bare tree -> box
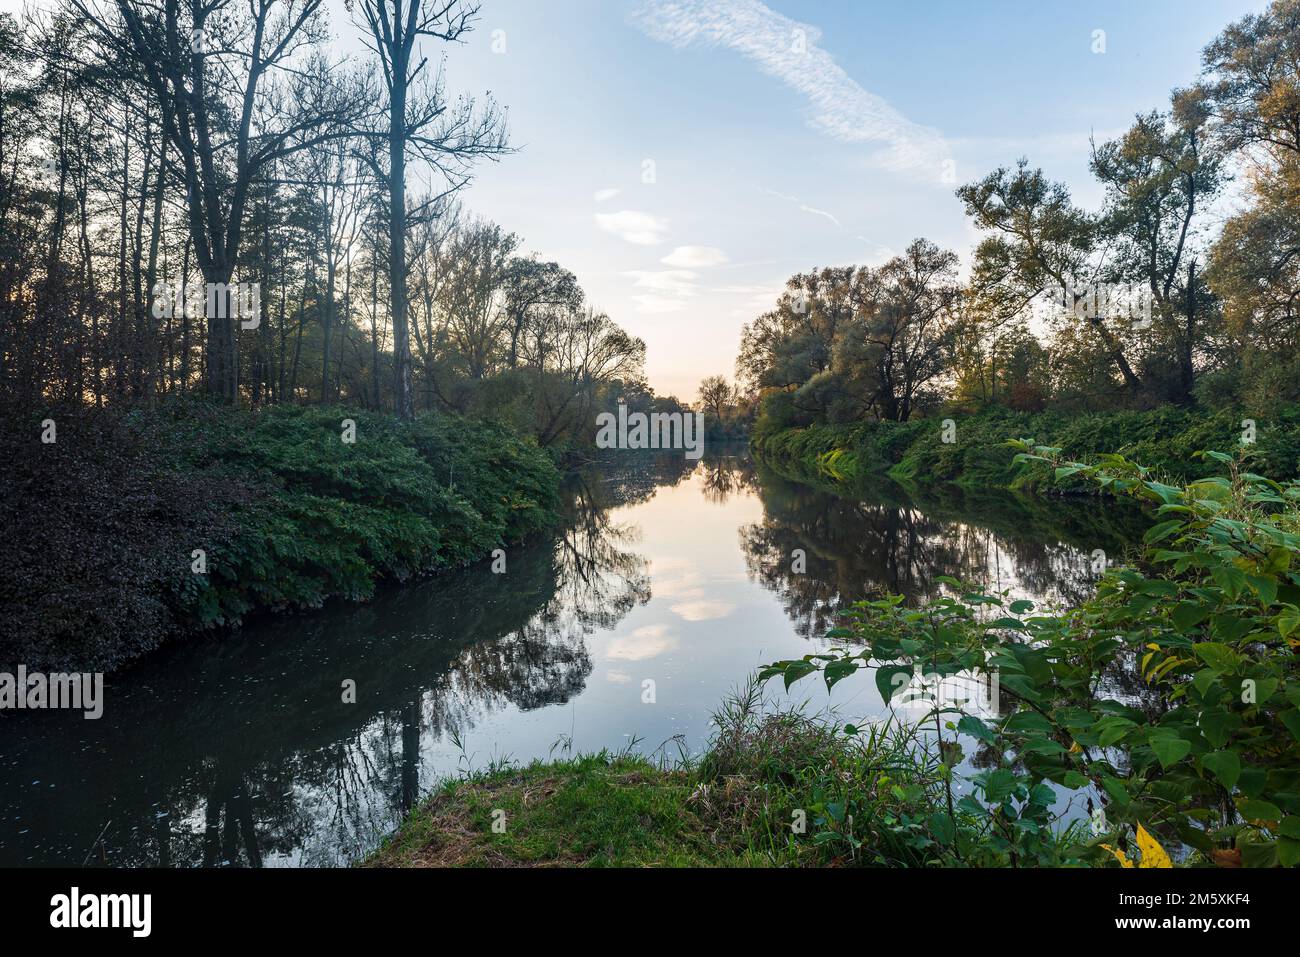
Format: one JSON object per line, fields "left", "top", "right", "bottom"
{"left": 71, "top": 0, "right": 366, "bottom": 400}
{"left": 353, "top": 0, "right": 510, "bottom": 419}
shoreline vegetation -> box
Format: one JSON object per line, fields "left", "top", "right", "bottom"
{"left": 0, "top": 399, "right": 562, "bottom": 674}
{"left": 372, "top": 440, "right": 1300, "bottom": 869}
{"left": 364, "top": 681, "right": 1011, "bottom": 868}
{"left": 748, "top": 404, "right": 1300, "bottom": 496}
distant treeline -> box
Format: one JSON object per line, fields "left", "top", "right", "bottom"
{"left": 736, "top": 1, "right": 1300, "bottom": 442}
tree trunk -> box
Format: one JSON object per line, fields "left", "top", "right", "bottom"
{"left": 389, "top": 80, "right": 414, "bottom": 420}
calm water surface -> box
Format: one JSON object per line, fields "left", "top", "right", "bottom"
{"left": 0, "top": 450, "right": 1148, "bottom": 866}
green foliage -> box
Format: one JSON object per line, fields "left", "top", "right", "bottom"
{"left": 367, "top": 682, "right": 1056, "bottom": 867}
{"left": 752, "top": 403, "right": 1300, "bottom": 492}
{"left": 182, "top": 405, "right": 560, "bottom": 631}
{"left": 1, "top": 399, "right": 561, "bottom": 671}
{"left": 760, "top": 446, "right": 1300, "bottom": 866}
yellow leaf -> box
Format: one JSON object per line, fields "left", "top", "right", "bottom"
{"left": 1135, "top": 824, "right": 1173, "bottom": 868}
{"left": 1069, "top": 740, "right": 1082, "bottom": 754}
{"left": 1141, "top": 651, "right": 1155, "bottom": 678}
{"left": 1100, "top": 844, "right": 1134, "bottom": 868}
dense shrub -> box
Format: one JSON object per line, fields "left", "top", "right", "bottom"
{"left": 752, "top": 403, "right": 1300, "bottom": 492}
{"left": 0, "top": 399, "right": 561, "bottom": 672}
{"left": 764, "top": 448, "right": 1300, "bottom": 867}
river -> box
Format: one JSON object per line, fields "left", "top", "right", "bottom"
{"left": 0, "top": 448, "right": 1150, "bottom": 866}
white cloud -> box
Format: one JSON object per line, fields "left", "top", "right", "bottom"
{"left": 594, "top": 187, "right": 622, "bottom": 202}
{"left": 661, "top": 245, "right": 729, "bottom": 268}
{"left": 760, "top": 187, "right": 844, "bottom": 227}
{"left": 624, "top": 269, "right": 700, "bottom": 296}
{"left": 595, "top": 210, "right": 670, "bottom": 245}
{"left": 669, "top": 599, "right": 736, "bottom": 621}
{"left": 632, "top": 294, "right": 691, "bottom": 314}
{"left": 606, "top": 625, "right": 679, "bottom": 660}
{"left": 631, "top": 0, "right": 951, "bottom": 180}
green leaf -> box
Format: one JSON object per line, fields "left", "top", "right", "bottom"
{"left": 1279, "top": 837, "right": 1300, "bottom": 868}
{"left": 1171, "top": 601, "right": 1210, "bottom": 631}
{"left": 1201, "top": 750, "right": 1241, "bottom": 790}
{"left": 1101, "top": 775, "right": 1131, "bottom": 807}
{"left": 1199, "top": 708, "right": 1232, "bottom": 749}
{"left": 1239, "top": 799, "right": 1282, "bottom": 824}
{"left": 1280, "top": 709, "right": 1300, "bottom": 743}
{"left": 1194, "top": 643, "right": 1241, "bottom": 674}
{"left": 1279, "top": 605, "right": 1300, "bottom": 639}
{"left": 1143, "top": 520, "right": 1183, "bottom": 545}
{"left": 1246, "top": 575, "right": 1278, "bottom": 606}
{"left": 1004, "top": 712, "right": 1053, "bottom": 734}
{"left": 823, "top": 659, "right": 858, "bottom": 690}
{"left": 957, "top": 715, "right": 996, "bottom": 743}
{"left": 1211, "top": 565, "right": 1246, "bottom": 600}
{"left": 875, "top": 664, "right": 912, "bottom": 704}
{"left": 929, "top": 812, "right": 956, "bottom": 846}
{"left": 782, "top": 659, "right": 817, "bottom": 690}
{"left": 981, "top": 768, "right": 1018, "bottom": 804}
{"left": 1149, "top": 733, "right": 1192, "bottom": 770}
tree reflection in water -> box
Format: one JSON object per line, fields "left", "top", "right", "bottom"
{"left": 0, "top": 465, "right": 655, "bottom": 868}
{"left": 0, "top": 450, "right": 1152, "bottom": 867}
{"left": 739, "top": 464, "right": 1150, "bottom": 640}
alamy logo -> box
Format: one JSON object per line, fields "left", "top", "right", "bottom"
{"left": 891, "top": 664, "right": 1000, "bottom": 713}
{"left": 50, "top": 887, "right": 150, "bottom": 937}
{"left": 595, "top": 403, "right": 705, "bottom": 460}
{"left": 151, "top": 281, "right": 260, "bottom": 328}
{"left": 1049, "top": 283, "right": 1152, "bottom": 328}
{"left": 0, "top": 666, "right": 103, "bottom": 719}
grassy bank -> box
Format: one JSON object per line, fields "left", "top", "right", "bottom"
{"left": 365, "top": 685, "right": 1079, "bottom": 868}
{"left": 0, "top": 400, "right": 561, "bottom": 673}
{"left": 751, "top": 403, "right": 1300, "bottom": 493}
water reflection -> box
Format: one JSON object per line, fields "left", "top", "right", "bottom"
{"left": 0, "top": 449, "right": 1150, "bottom": 867}
{"left": 740, "top": 463, "right": 1146, "bottom": 638}
{"left": 1, "top": 469, "right": 653, "bottom": 867}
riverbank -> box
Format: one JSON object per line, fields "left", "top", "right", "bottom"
{"left": 750, "top": 403, "right": 1300, "bottom": 494}
{"left": 0, "top": 400, "right": 562, "bottom": 673}
{"left": 364, "top": 688, "right": 1011, "bottom": 868}
{"left": 368, "top": 449, "right": 1300, "bottom": 871}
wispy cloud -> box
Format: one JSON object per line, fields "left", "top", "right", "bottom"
{"left": 606, "top": 624, "right": 679, "bottom": 660}
{"left": 624, "top": 269, "right": 700, "bottom": 296}
{"left": 661, "top": 245, "right": 729, "bottom": 268}
{"left": 595, "top": 209, "right": 670, "bottom": 245}
{"left": 759, "top": 188, "right": 843, "bottom": 227}
{"left": 594, "top": 187, "right": 622, "bottom": 202}
{"left": 632, "top": 294, "right": 691, "bottom": 314}
{"left": 630, "top": 0, "right": 951, "bottom": 180}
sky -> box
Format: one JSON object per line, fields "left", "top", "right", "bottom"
{"left": 5, "top": 0, "right": 1267, "bottom": 399}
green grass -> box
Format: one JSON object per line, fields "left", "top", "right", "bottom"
{"left": 365, "top": 752, "right": 754, "bottom": 867}
{"left": 364, "top": 681, "right": 1060, "bottom": 868}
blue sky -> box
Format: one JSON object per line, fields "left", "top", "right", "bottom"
{"left": 413, "top": 0, "right": 1262, "bottom": 398}
{"left": 9, "top": 0, "right": 1265, "bottom": 398}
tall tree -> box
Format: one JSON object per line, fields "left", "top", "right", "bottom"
{"left": 353, "top": 0, "right": 509, "bottom": 419}
{"left": 72, "top": 0, "right": 364, "bottom": 400}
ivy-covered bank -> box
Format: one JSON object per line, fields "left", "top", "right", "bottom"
{"left": 750, "top": 404, "right": 1300, "bottom": 494}
{"left": 0, "top": 401, "right": 561, "bottom": 673}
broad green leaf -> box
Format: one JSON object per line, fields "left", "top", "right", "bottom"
{"left": 1149, "top": 733, "right": 1192, "bottom": 769}
{"left": 782, "top": 659, "right": 817, "bottom": 690}
{"left": 957, "top": 714, "right": 996, "bottom": 743}
{"left": 1201, "top": 750, "right": 1241, "bottom": 790}
{"left": 1194, "top": 642, "right": 1240, "bottom": 674}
